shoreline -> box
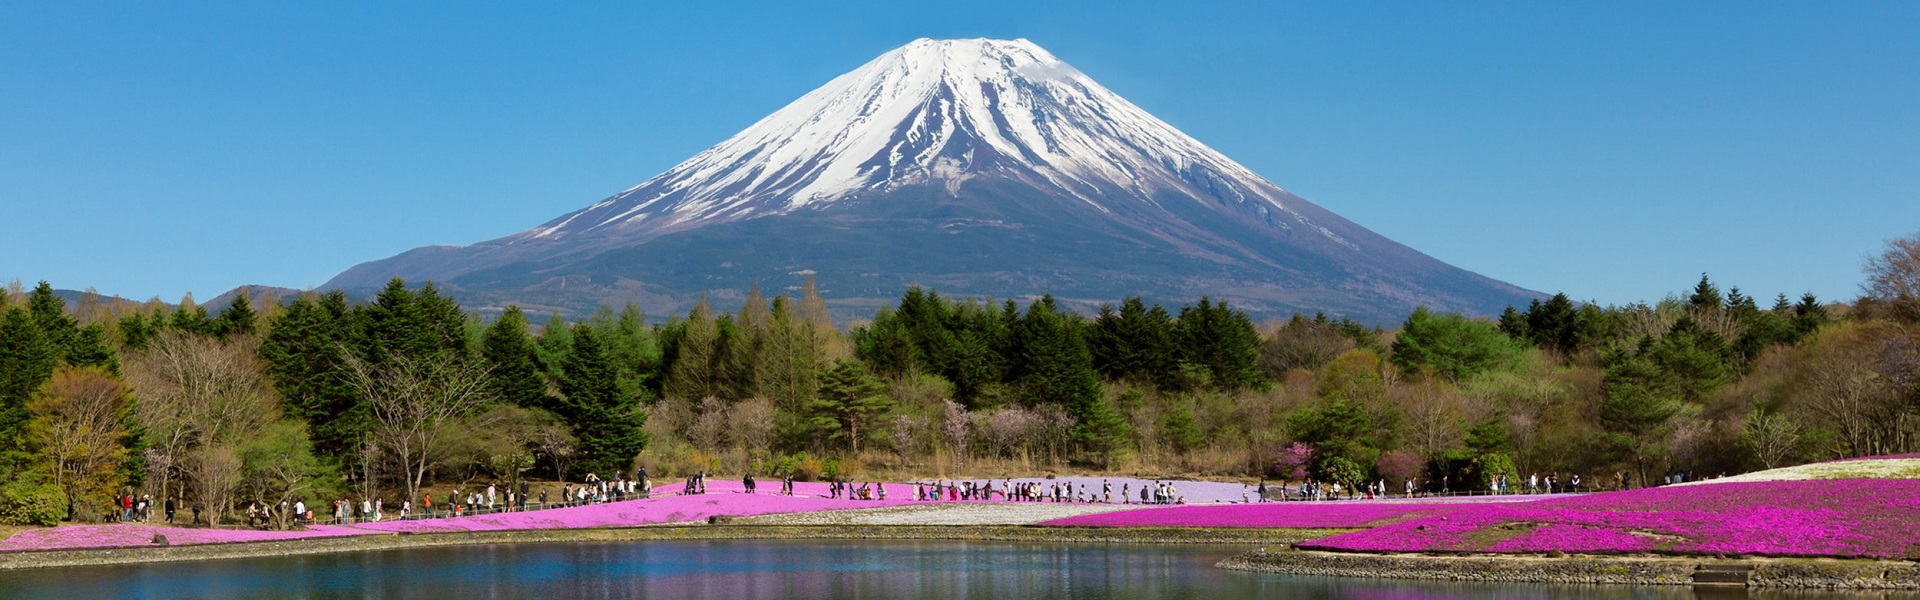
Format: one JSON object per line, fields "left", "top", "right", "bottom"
{"left": 1218, "top": 548, "right": 1920, "bottom": 590}
{"left": 0, "top": 524, "right": 1338, "bottom": 571}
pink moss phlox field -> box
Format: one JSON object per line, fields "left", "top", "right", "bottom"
{"left": 1299, "top": 480, "right": 1920, "bottom": 558}
{"left": 0, "top": 524, "right": 365, "bottom": 552}
{"left": 1040, "top": 503, "right": 1456, "bottom": 528}
{"left": 349, "top": 481, "right": 918, "bottom": 533}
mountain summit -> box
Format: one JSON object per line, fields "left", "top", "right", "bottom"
{"left": 326, "top": 38, "right": 1536, "bottom": 322}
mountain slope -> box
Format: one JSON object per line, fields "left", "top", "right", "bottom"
{"left": 326, "top": 38, "right": 1537, "bottom": 322}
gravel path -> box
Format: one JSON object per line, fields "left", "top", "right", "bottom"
{"left": 738, "top": 502, "right": 1140, "bottom": 525}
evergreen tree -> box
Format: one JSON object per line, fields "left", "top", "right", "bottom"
{"left": 534, "top": 312, "right": 573, "bottom": 383}
{"left": 1688, "top": 274, "right": 1723, "bottom": 312}
{"left": 260, "top": 292, "right": 361, "bottom": 462}
{"left": 761, "top": 295, "right": 824, "bottom": 413}
{"left": 27, "top": 282, "right": 77, "bottom": 352}
{"left": 663, "top": 298, "right": 719, "bottom": 400}
{"left": 1089, "top": 297, "right": 1176, "bottom": 387}
{"left": 0, "top": 307, "right": 59, "bottom": 461}
{"left": 1174, "top": 297, "right": 1263, "bottom": 390}
{"left": 482, "top": 306, "right": 550, "bottom": 411}
{"left": 558, "top": 325, "right": 647, "bottom": 475}
{"left": 1496, "top": 306, "right": 1530, "bottom": 341}
{"left": 1526, "top": 293, "right": 1579, "bottom": 354}
{"left": 602, "top": 303, "right": 661, "bottom": 402}
{"left": 117, "top": 311, "right": 157, "bottom": 352}
{"left": 170, "top": 293, "right": 213, "bottom": 337}
{"left": 214, "top": 292, "right": 258, "bottom": 338}
{"left": 808, "top": 358, "right": 894, "bottom": 454}
{"left": 66, "top": 324, "right": 119, "bottom": 375}
{"left": 1793, "top": 293, "right": 1829, "bottom": 335}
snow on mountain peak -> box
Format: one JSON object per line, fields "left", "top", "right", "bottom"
{"left": 521, "top": 38, "right": 1321, "bottom": 243}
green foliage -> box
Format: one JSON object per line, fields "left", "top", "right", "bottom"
{"left": 1089, "top": 297, "right": 1177, "bottom": 387}
{"left": 214, "top": 292, "right": 258, "bottom": 338}
{"left": 481, "top": 306, "right": 550, "bottom": 411}
{"left": 1173, "top": 297, "right": 1265, "bottom": 390}
{"left": 808, "top": 359, "right": 894, "bottom": 454}
{"left": 1289, "top": 399, "right": 1381, "bottom": 476}
{"left": 0, "top": 481, "right": 66, "bottom": 526}
{"left": 559, "top": 325, "right": 648, "bottom": 475}
{"left": 259, "top": 292, "right": 361, "bottom": 461}
{"left": 1317, "top": 455, "right": 1365, "bottom": 488}
{"left": 0, "top": 307, "right": 60, "bottom": 458}
{"left": 1158, "top": 405, "right": 1205, "bottom": 453}
{"left": 1390, "top": 307, "right": 1526, "bottom": 381}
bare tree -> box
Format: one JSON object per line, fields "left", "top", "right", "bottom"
{"left": 1789, "top": 323, "right": 1920, "bottom": 457}
{"left": 125, "top": 331, "right": 278, "bottom": 506}
{"left": 537, "top": 421, "right": 578, "bottom": 483}
{"left": 979, "top": 407, "right": 1037, "bottom": 459}
{"left": 687, "top": 397, "right": 731, "bottom": 452}
{"left": 733, "top": 397, "right": 777, "bottom": 459}
{"left": 192, "top": 445, "right": 242, "bottom": 526}
{"left": 1864, "top": 232, "right": 1920, "bottom": 321}
{"left": 1742, "top": 408, "right": 1803, "bottom": 469}
{"left": 343, "top": 352, "right": 493, "bottom": 506}
{"left": 888, "top": 412, "right": 929, "bottom": 466}
{"left": 941, "top": 400, "right": 971, "bottom": 469}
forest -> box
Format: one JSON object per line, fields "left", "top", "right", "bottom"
{"left": 0, "top": 232, "right": 1916, "bottom": 527}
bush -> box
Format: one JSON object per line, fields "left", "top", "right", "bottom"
{"left": 0, "top": 482, "right": 68, "bottom": 526}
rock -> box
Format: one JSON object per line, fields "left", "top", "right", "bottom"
{"left": 151, "top": 534, "right": 169, "bottom": 546}
{"left": 708, "top": 515, "right": 735, "bottom": 525}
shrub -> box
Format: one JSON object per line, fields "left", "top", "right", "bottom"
{"left": 0, "top": 482, "right": 68, "bottom": 526}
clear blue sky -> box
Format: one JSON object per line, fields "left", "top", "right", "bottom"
{"left": 4, "top": 2, "right": 1916, "bottom": 308}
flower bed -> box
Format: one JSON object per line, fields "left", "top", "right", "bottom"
{"left": 0, "top": 524, "right": 364, "bottom": 552}
{"left": 1299, "top": 479, "right": 1920, "bottom": 559}
{"left": 1039, "top": 502, "right": 1457, "bottom": 528}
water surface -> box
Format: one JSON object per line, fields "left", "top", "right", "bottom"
{"left": 0, "top": 540, "right": 1908, "bottom": 599}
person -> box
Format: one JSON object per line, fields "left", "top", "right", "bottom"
{"left": 191, "top": 502, "right": 203, "bottom": 525}
{"left": 165, "top": 496, "right": 177, "bottom": 524}
{"left": 121, "top": 493, "right": 133, "bottom": 522}
{"left": 423, "top": 494, "right": 434, "bottom": 518}
{"left": 293, "top": 499, "right": 307, "bottom": 525}
{"left": 744, "top": 473, "right": 756, "bottom": 494}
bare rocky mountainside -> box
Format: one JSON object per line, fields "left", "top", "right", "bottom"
{"left": 324, "top": 38, "right": 1537, "bottom": 322}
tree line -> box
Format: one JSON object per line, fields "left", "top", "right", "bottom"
{"left": 1, "top": 232, "right": 1916, "bottom": 526}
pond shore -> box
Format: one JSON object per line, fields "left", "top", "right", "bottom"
{"left": 0, "top": 524, "right": 1338, "bottom": 571}
{"left": 1219, "top": 548, "right": 1920, "bottom": 590}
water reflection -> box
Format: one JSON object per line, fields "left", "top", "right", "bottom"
{"left": 0, "top": 540, "right": 1909, "bottom": 600}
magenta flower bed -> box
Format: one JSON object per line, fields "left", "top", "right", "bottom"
{"left": 0, "top": 524, "right": 365, "bottom": 552}
{"left": 1041, "top": 503, "right": 1457, "bottom": 528}
{"left": 353, "top": 482, "right": 917, "bottom": 533}
{"left": 1299, "top": 479, "right": 1920, "bottom": 558}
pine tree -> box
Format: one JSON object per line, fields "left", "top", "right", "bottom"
{"left": 1496, "top": 306, "right": 1530, "bottom": 341}
{"left": 559, "top": 325, "right": 648, "bottom": 475}
{"left": 1793, "top": 293, "right": 1829, "bottom": 335}
{"left": 260, "top": 291, "right": 362, "bottom": 462}
{"left": 27, "top": 281, "right": 78, "bottom": 352}
{"left": 0, "top": 307, "right": 59, "bottom": 459}
{"left": 760, "top": 295, "right": 822, "bottom": 413}
{"left": 534, "top": 312, "right": 573, "bottom": 382}
{"left": 808, "top": 358, "right": 893, "bottom": 454}
{"left": 602, "top": 303, "right": 661, "bottom": 402}
{"left": 483, "top": 306, "right": 551, "bottom": 411}
{"left": 170, "top": 293, "right": 213, "bottom": 337}
{"left": 1526, "top": 293, "right": 1579, "bottom": 354}
{"left": 214, "top": 291, "right": 258, "bottom": 338}
{"left": 1688, "top": 274, "right": 1723, "bottom": 312}
{"left": 1174, "top": 297, "right": 1263, "bottom": 390}
{"left": 664, "top": 298, "right": 719, "bottom": 400}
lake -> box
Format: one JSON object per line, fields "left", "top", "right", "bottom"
{"left": 0, "top": 540, "right": 1910, "bottom": 599}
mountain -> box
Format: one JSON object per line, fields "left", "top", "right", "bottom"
{"left": 325, "top": 38, "right": 1538, "bottom": 323}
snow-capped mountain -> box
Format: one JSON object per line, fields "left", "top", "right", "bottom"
{"left": 325, "top": 38, "right": 1537, "bottom": 322}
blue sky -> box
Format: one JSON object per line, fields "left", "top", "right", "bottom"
{"left": 3, "top": 2, "right": 1916, "bottom": 309}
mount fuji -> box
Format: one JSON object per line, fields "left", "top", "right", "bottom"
{"left": 324, "top": 38, "right": 1537, "bottom": 322}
